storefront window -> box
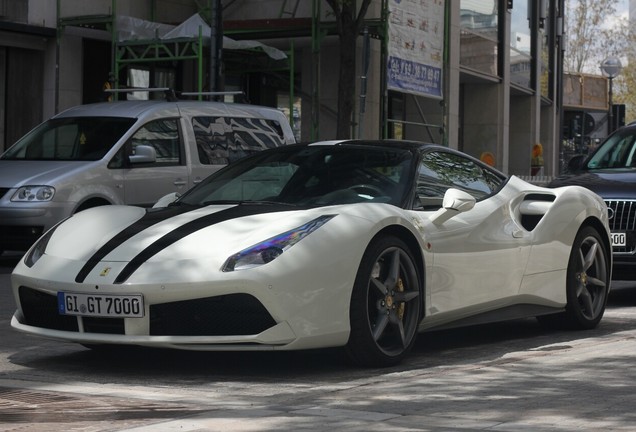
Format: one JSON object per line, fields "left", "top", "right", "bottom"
{"left": 509, "top": 0, "right": 532, "bottom": 88}
{"left": 460, "top": 0, "right": 499, "bottom": 77}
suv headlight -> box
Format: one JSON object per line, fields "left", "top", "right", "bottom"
{"left": 222, "top": 215, "right": 335, "bottom": 272}
{"left": 12, "top": 186, "right": 55, "bottom": 202}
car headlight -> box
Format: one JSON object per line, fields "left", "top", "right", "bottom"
{"left": 24, "top": 224, "right": 60, "bottom": 267}
{"left": 222, "top": 215, "right": 335, "bottom": 272}
{"left": 12, "top": 186, "right": 55, "bottom": 202}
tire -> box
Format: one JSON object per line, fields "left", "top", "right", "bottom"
{"left": 345, "top": 235, "right": 422, "bottom": 367}
{"left": 539, "top": 225, "right": 610, "bottom": 330}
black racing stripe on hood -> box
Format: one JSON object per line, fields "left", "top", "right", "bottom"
{"left": 114, "top": 204, "right": 295, "bottom": 284}
{"left": 75, "top": 205, "right": 198, "bottom": 283}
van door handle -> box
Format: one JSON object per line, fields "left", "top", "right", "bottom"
{"left": 173, "top": 179, "right": 187, "bottom": 187}
{"left": 193, "top": 177, "right": 203, "bottom": 184}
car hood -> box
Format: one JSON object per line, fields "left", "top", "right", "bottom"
{"left": 0, "top": 160, "right": 95, "bottom": 187}
{"left": 549, "top": 169, "right": 636, "bottom": 200}
{"left": 47, "top": 203, "right": 333, "bottom": 261}
{"left": 38, "top": 202, "right": 379, "bottom": 284}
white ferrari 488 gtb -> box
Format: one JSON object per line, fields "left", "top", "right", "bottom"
{"left": 11, "top": 140, "right": 612, "bottom": 367}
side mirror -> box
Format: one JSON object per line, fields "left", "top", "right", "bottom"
{"left": 430, "top": 188, "right": 476, "bottom": 225}
{"left": 129, "top": 144, "right": 156, "bottom": 164}
{"left": 567, "top": 154, "right": 586, "bottom": 172}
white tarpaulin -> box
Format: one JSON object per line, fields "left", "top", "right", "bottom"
{"left": 116, "top": 13, "right": 287, "bottom": 60}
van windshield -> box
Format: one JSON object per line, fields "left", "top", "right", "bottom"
{"left": 1, "top": 117, "right": 136, "bottom": 161}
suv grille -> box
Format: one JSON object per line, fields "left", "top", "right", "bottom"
{"left": 605, "top": 200, "right": 636, "bottom": 254}
{"left": 0, "top": 188, "right": 9, "bottom": 199}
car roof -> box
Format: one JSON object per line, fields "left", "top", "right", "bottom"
{"left": 295, "top": 139, "right": 507, "bottom": 177}
{"left": 53, "top": 100, "right": 286, "bottom": 119}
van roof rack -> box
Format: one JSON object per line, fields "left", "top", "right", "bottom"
{"left": 180, "top": 91, "right": 244, "bottom": 96}
{"left": 180, "top": 91, "right": 247, "bottom": 102}
{"left": 104, "top": 88, "right": 246, "bottom": 103}
{"left": 104, "top": 87, "right": 177, "bottom": 101}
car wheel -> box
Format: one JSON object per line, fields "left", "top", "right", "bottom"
{"left": 540, "top": 225, "right": 610, "bottom": 330}
{"left": 346, "top": 235, "right": 422, "bottom": 367}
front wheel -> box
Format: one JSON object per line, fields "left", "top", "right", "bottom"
{"left": 540, "top": 225, "right": 610, "bottom": 329}
{"left": 345, "top": 235, "right": 422, "bottom": 367}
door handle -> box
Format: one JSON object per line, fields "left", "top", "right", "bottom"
{"left": 173, "top": 179, "right": 187, "bottom": 187}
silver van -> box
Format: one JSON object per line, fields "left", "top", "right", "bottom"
{"left": 0, "top": 100, "right": 295, "bottom": 253}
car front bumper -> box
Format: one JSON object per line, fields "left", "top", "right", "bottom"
{"left": 10, "top": 250, "right": 356, "bottom": 351}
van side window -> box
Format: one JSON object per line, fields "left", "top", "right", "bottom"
{"left": 130, "top": 119, "right": 182, "bottom": 166}
{"left": 193, "top": 116, "right": 286, "bottom": 165}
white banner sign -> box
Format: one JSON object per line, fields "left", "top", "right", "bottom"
{"left": 387, "top": 0, "right": 445, "bottom": 99}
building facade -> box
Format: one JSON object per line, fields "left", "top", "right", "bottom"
{"left": 1, "top": 0, "right": 566, "bottom": 178}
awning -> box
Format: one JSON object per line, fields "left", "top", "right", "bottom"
{"left": 116, "top": 14, "right": 287, "bottom": 61}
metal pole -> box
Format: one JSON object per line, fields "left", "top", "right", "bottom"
{"left": 289, "top": 40, "right": 295, "bottom": 134}
{"left": 210, "top": 0, "right": 223, "bottom": 99}
{"left": 311, "top": 0, "right": 321, "bottom": 140}
{"left": 380, "top": 0, "right": 388, "bottom": 138}
{"left": 601, "top": 57, "right": 622, "bottom": 135}
{"left": 357, "top": 26, "right": 370, "bottom": 139}
{"left": 608, "top": 77, "right": 614, "bottom": 134}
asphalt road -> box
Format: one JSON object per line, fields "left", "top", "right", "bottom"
{"left": 2, "top": 251, "right": 636, "bottom": 431}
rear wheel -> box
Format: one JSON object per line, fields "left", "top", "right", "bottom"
{"left": 345, "top": 235, "right": 422, "bottom": 367}
{"left": 539, "top": 225, "right": 610, "bottom": 329}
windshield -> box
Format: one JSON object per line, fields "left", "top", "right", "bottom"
{"left": 587, "top": 128, "right": 636, "bottom": 169}
{"left": 1, "top": 117, "right": 136, "bottom": 161}
{"left": 178, "top": 145, "right": 414, "bottom": 207}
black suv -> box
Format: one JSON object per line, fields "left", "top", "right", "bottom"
{"left": 550, "top": 124, "right": 636, "bottom": 279}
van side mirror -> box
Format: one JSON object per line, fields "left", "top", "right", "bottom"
{"left": 129, "top": 144, "right": 156, "bottom": 164}
{"left": 430, "top": 188, "right": 476, "bottom": 225}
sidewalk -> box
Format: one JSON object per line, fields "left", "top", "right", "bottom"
{"left": 121, "top": 326, "right": 636, "bottom": 431}
{"left": 2, "top": 283, "right": 636, "bottom": 432}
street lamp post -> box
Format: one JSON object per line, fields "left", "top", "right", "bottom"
{"left": 601, "top": 57, "right": 623, "bottom": 134}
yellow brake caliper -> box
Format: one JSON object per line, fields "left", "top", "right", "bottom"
{"left": 396, "top": 277, "right": 405, "bottom": 320}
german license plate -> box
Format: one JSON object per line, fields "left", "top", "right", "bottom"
{"left": 611, "top": 232, "right": 626, "bottom": 247}
{"left": 57, "top": 292, "right": 144, "bottom": 318}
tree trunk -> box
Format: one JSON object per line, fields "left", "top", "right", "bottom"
{"left": 336, "top": 15, "right": 358, "bottom": 138}
{"left": 325, "top": 0, "right": 372, "bottom": 139}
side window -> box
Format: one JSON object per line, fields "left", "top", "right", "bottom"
{"left": 592, "top": 135, "right": 636, "bottom": 168}
{"left": 416, "top": 151, "right": 503, "bottom": 210}
{"left": 130, "top": 118, "right": 182, "bottom": 166}
{"left": 193, "top": 116, "right": 286, "bottom": 165}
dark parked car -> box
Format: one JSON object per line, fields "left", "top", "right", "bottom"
{"left": 550, "top": 123, "right": 636, "bottom": 279}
